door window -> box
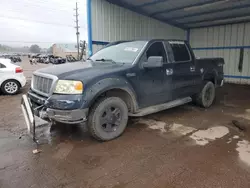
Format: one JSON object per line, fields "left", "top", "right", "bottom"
{"left": 144, "top": 42, "right": 167, "bottom": 63}
{"left": 169, "top": 41, "right": 191, "bottom": 62}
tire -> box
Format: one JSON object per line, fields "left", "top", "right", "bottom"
{"left": 194, "top": 81, "right": 215, "bottom": 108}
{"left": 1, "top": 80, "right": 20, "bottom": 95}
{"left": 88, "top": 97, "right": 128, "bottom": 141}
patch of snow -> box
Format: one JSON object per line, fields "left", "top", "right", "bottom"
{"left": 236, "top": 140, "right": 250, "bottom": 166}
{"left": 138, "top": 119, "right": 167, "bottom": 133}
{"left": 227, "top": 138, "right": 232, "bottom": 144}
{"left": 169, "top": 123, "right": 197, "bottom": 136}
{"left": 233, "top": 135, "right": 240, "bottom": 139}
{"left": 190, "top": 126, "right": 229, "bottom": 146}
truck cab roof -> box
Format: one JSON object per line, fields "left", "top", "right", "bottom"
{"left": 108, "top": 39, "right": 187, "bottom": 44}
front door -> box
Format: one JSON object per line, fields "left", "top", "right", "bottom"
{"left": 129, "top": 42, "right": 170, "bottom": 108}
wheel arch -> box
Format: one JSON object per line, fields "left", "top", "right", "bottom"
{"left": 0, "top": 79, "right": 21, "bottom": 94}
{"left": 202, "top": 69, "right": 218, "bottom": 85}
{"left": 83, "top": 78, "right": 138, "bottom": 113}
{"left": 1, "top": 78, "right": 21, "bottom": 88}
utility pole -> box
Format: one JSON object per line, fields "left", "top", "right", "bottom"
{"left": 74, "top": 2, "right": 80, "bottom": 60}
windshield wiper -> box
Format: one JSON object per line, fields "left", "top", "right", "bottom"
{"left": 95, "top": 58, "right": 116, "bottom": 64}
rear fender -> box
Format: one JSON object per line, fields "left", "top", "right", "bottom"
{"left": 202, "top": 69, "right": 218, "bottom": 85}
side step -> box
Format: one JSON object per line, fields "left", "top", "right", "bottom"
{"left": 129, "top": 97, "right": 192, "bottom": 117}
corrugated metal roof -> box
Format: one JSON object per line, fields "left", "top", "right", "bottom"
{"left": 106, "top": 0, "right": 250, "bottom": 29}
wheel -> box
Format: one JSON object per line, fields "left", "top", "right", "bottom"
{"left": 194, "top": 81, "right": 215, "bottom": 108}
{"left": 1, "top": 80, "right": 20, "bottom": 95}
{"left": 88, "top": 97, "right": 128, "bottom": 141}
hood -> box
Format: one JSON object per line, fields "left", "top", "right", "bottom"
{"left": 36, "top": 61, "right": 132, "bottom": 81}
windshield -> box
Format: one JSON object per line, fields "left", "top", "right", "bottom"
{"left": 89, "top": 41, "right": 147, "bottom": 63}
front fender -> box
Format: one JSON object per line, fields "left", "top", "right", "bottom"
{"left": 81, "top": 77, "right": 138, "bottom": 111}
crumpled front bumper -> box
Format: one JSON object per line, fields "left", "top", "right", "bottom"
{"left": 46, "top": 108, "right": 88, "bottom": 124}
{"left": 25, "top": 90, "right": 89, "bottom": 124}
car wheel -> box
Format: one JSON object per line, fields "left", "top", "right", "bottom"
{"left": 1, "top": 80, "right": 20, "bottom": 95}
{"left": 88, "top": 97, "right": 128, "bottom": 141}
{"left": 195, "top": 81, "right": 215, "bottom": 108}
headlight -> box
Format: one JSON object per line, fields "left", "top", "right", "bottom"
{"left": 54, "top": 80, "right": 83, "bottom": 94}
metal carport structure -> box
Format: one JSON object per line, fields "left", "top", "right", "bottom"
{"left": 87, "top": 0, "right": 250, "bottom": 84}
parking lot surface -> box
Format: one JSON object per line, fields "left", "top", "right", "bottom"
{"left": 1, "top": 59, "right": 250, "bottom": 188}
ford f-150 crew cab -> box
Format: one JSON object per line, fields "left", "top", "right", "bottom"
{"left": 22, "top": 39, "right": 224, "bottom": 141}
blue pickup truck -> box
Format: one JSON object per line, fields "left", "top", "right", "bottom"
{"left": 22, "top": 39, "right": 224, "bottom": 141}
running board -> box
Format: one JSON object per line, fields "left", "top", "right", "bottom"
{"left": 129, "top": 97, "right": 192, "bottom": 117}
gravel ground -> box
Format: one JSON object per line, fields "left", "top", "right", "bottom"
{"left": 1, "top": 58, "right": 250, "bottom": 188}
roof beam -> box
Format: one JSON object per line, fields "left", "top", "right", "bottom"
{"left": 150, "top": 0, "right": 224, "bottom": 16}
{"left": 106, "top": 0, "right": 186, "bottom": 29}
{"left": 188, "top": 19, "right": 250, "bottom": 29}
{"left": 171, "top": 3, "right": 250, "bottom": 20}
{"left": 180, "top": 14, "right": 250, "bottom": 25}
{"left": 136, "top": 0, "right": 170, "bottom": 8}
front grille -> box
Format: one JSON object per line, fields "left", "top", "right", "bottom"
{"left": 32, "top": 75, "right": 53, "bottom": 95}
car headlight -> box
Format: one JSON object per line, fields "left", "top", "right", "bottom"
{"left": 54, "top": 80, "right": 83, "bottom": 94}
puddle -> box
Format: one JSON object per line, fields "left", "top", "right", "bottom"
{"left": 138, "top": 119, "right": 231, "bottom": 146}
{"left": 137, "top": 119, "right": 196, "bottom": 136}
{"left": 190, "top": 126, "right": 229, "bottom": 146}
{"left": 233, "top": 114, "right": 250, "bottom": 121}
{"left": 34, "top": 121, "right": 89, "bottom": 145}
{"left": 169, "top": 123, "right": 197, "bottom": 136}
{"left": 232, "top": 109, "right": 250, "bottom": 121}
{"left": 236, "top": 140, "right": 250, "bottom": 166}
{"left": 137, "top": 119, "right": 167, "bottom": 133}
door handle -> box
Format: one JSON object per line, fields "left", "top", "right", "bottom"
{"left": 190, "top": 66, "right": 195, "bottom": 72}
{"left": 166, "top": 68, "right": 173, "bottom": 76}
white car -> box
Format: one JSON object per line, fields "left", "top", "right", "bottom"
{"left": 0, "top": 58, "right": 26, "bottom": 95}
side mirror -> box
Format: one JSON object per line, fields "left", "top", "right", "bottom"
{"left": 143, "top": 56, "right": 163, "bottom": 68}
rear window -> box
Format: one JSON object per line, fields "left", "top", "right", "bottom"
{"left": 169, "top": 41, "right": 191, "bottom": 62}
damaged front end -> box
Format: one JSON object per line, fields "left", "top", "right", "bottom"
{"left": 21, "top": 91, "right": 88, "bottom": 142}
{"left": 21, "top": 72, "right": 89, "bottom": 142}
{"left": 27, "top": 90, "right": 88, "bottom": 123}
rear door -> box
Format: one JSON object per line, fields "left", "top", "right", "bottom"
{"left": 168, "top": 41, "right": 197, "bottom": 99}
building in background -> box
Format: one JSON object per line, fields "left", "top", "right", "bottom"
{"left": 52, "top": 43, "right": 79, "bottom": 58}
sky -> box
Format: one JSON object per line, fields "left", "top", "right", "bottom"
{"left": 0, "top": 0, "right": 87, "bottom": 48}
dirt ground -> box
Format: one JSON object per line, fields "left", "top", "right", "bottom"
{"left": 1, "top": 59, "right": 250, "bottom": 188}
